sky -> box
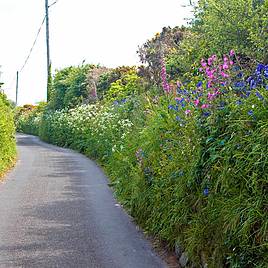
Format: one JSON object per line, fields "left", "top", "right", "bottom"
{"left": 0, "top": 0, "right": 193, "bottom": 105}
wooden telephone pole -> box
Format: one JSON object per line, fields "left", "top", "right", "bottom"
{"left": 45, "top": 0, "right": 51, "bottom": 102}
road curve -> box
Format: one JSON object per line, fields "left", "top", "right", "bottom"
{"left": 0, "top": 134, "right": 166, "bottom": 268}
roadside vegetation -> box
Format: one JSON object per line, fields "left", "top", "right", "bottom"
{"left": 16, "top": 0, "right": 268, "bottom": 267}
{"left": 0, "top": 91, "right": 16, "bottom": 177}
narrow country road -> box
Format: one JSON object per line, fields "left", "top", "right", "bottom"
{"left": 0, "top": 134, "right": 166, "bottom": 268}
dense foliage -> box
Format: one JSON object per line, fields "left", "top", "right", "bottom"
{"left": 16, "top": 0, "right": 268, "bottom": 267}
{"left": 0, "top": 92, "right": 16, "bottom": 177}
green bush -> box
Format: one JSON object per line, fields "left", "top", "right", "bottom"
{"left": 16, "top": 55, "right": 268, "bottom": 267}
{"left": 0, "top": 92, "right": 16, "bottom": 176}
{"left": 16, "top": 103, "right": 46, "bottom": 135}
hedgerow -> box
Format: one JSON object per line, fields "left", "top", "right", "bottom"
{"left": 0, "top": 92, "right": 16, "bottom": 177}
{"left": 16, "top": 1, "right": 268, "bottom": 266}
{"left": 17, "top": 54, "right": 268, "bottom": 267}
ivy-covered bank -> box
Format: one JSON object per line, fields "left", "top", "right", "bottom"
{"left": 0, "top": 92, "right": 16, "bottom": 177}
{"left": 16, "top": 1, "right": 268, "bottom": 267}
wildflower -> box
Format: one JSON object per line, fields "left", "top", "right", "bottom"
{"left": 249, "top": 78, "right": 256, "bottom": 89}
{"left": 234, "top": 81, "right": 245, "bottom": 88}
{"left": 207, "top": 92, "right": 216, "bottom": 101}
{"left": 176, "top": 116, "right": 182, "bottom": 121}
{"left": 223, "top": 56, "right": 229, "bottom": 62}
{"left": 201, "top": 59, "right": 207, "bottom": 67}
{"left": 256, "top": 64, "right": 265, "bottom": 74}
{"left": 236, "top": 100, "right": 243, "bottom": 105}
{"left": 185, "top": 109, "right": 191, "bottom": 115}
{"left": 237, "top": 72, "right": 243, "bottom": 78}
{"left": 160, "top": 58, "right": 171, "bottom": 93}
{"left": 202, "top": 111, "right": 211, "bottom": 117}
{"left": 221, "top": 72, "right": 229, "bottom": 78}
{"left": 264, "top": 66, "right": 268, "bottom": 78}
{"left": 196, "top": 81, "right": 202, "bottom": 88}
{"left": 248, "top": 110, "right": 254, "bottom": 116}
{"left": 203, "top": 187, "right": 209, "bottom": 196}
{"left": 194, "top": 99, "right": 200, "bottom": 106}
{"left": 230, "top": 49, "right": 235, "bottom": 56}
{"left": 201, "top": 104, "right": 209, "bottom": 109}
{"left": 177, "top": 81, "right": 182, "bottom": 88}
{"left": 207, "top": 81, "right": 213, "bottom": 88}
{"left": 211, "top": 54, "right": 217, "bottom": 61}
{"left": 208, "top": 57, "right": 213, "bottom": 66}
{"left": 222, "top": 63, "right": 229, "bottom": 70}
{"left": 255, "top": 91, "right": 264, "bottom": 100}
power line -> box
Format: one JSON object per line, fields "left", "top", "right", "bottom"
{"left": 20, "top": 15, "right": 46, "bottom": 72}
{"left": 49, "top": 0, "right": 59, "bottom": 8}
{"left": 19, "top": 0, "right": 59, "bottom": 73}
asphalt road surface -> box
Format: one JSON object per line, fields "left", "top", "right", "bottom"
{"left": 0, "top": 134, "right": 166, "bottom": 268}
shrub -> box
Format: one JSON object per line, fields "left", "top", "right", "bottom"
{"left": 0, "top": 92, "right": 16, "bottom": 176}
{"left": 17, "top": 54, "right": 268, "bottom": 267}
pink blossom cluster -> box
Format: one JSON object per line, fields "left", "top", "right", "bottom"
{"left": 160, "top": 58, "right": 171, "bottom": 94}
{"left": 172, "top": 50, "right": 236, "bottom": 116}
{"left": 199, "top": 51, "right": 235, "bottom": 102}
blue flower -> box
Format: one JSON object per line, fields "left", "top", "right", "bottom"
{"left": 264, "top": 66, "right": 268, "bottom": 78}
{"left": 203, "top": 187, "right": 209, "bottom": 197}
{"left": 248, "top": 110, "right": 254, "bottom": 116}
{"left": 255, "top": 91, "right": 264, "bottom": 100}
{"left": 236, "top": 100, "right": 243, "bottom": 105}
{"left": 168, "top": 105, "right": 175, "bottom": 110}
{"left": 237, "top": 72, "right": 243, "bottom": 78}
{"left": 250, "top": 79, "right": 257, "bottom": 89}
{"left": 196, "top": 81, "right": 202, "bottom": 87}
{"left": 202, "top": 111, "right": 211, "bottom": 117}
{"left": 176, "top": 116, "right": 182, "bottom": 121}
{"left": 256, "top": 64, "right": 265, "bottom": 74}
{"left": 234, "top": 81, "right": 245, "bottom": 88}
{"left": 113, "top": 100, "right": 119, "bottom": 105}
{"left": 266, "top": 84, "right": 268, "bottom": 90}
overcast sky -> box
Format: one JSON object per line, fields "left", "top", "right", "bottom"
{"left": 0, "top": 0, "right": 193, "bottom": 105}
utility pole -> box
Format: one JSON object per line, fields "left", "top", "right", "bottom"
{"left": 45, "top": 0, "right": 51, "bottom": 102}
{"left": 16, "top": 71, "right": 19, "bottom": 106}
